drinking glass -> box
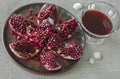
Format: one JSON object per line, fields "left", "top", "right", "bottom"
{"left": 79, "top": 1, "right": 120, "bottom": 45}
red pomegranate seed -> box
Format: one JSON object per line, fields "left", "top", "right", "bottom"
{"left": 34, "top": 12, "right": 38, "bottom": 17}
{"left": 29, "top": 8, "right": 33, "bottom": 16}
{"left": 30, "top": 16, "right": 34, "bottom": 20}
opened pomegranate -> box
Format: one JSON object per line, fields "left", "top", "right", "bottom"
{"left": 60, "top": 43, "right": 83, "bottom": 60}
{"left": 40, "top": 51, "right": 62, "bottom": 71}
{"left": 9, "top": 40, "right": 39, "bottom": 59}
{"left": 8, "top": 3, "right": 84, "bottom": 71}
{"left": 9, "top": 14, "right": 36, "bottom": 38}
{"left": 37, "top": 4, "right": 58, "bottom": 25}
{"left": 59, "top": 19, "right": 78, "bottom": 41}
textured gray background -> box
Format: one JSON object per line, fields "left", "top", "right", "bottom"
{"left": 0, "top": 0, "right": 120, "bottom": 79}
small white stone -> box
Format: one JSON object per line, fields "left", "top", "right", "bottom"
{"left": 89, "top": 57, "right": 95, "bottom": 64}
{"left": 93, "top": 52, "right": 102, "bottom": 60}
{"left": 73, "top": 3, "right": 82, "bottom": 10}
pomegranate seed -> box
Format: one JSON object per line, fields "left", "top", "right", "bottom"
{"left": 11, "top": 31, "right": 16, "bottom": 35}
{"left": 30, "top": 16, "right": 34, "bottom": 20}
{"left": 29, "top": 8, "right": 33, "bottom": 15}
{"left": 34, "top": 12, "right": 38, "bottom": 17}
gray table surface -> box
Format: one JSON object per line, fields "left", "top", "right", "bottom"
{"left": 1, "top": 0, "right": 120, "bottom": 79}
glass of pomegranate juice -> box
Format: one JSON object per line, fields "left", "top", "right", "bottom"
{"left": 80, "top": 1, "right": 120, "bottom": 45}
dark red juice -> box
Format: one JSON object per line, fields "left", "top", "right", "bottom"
{"left": 82, "top": 10, "right": 112, "bottom": 35}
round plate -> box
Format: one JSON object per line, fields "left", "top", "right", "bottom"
{"left": 3, "top": 3, "right": 86, "bottom": 75}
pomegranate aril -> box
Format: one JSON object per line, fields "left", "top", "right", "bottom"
{"left": 34, "top": 12, "right": 38, "bottom": 17}
{"left": 29, "top": 8, "right": 33, "bottom": 16}
{"left": 30, "top": 16, "right": 34, "bottom": 20}
{"left": 11, "top": 31, "right": 17, "bottom": 35}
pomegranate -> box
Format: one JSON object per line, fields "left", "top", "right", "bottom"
{"left": 9, "top": 14, "right": 36, "bottom": 38}
{"left": 60, "top": 43, "right": 83, "bottom": 60}
{"left": 59, "top": 19, "right": 78, "bottom": 41}
{"left": 9, "top": 40, "right": 39, "bottom": 59}
{"left": 40, "top": 51, "right": 62, "bottom": 71}
{"left": 37, "top": 4, "right": 58, "bottom": 25}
